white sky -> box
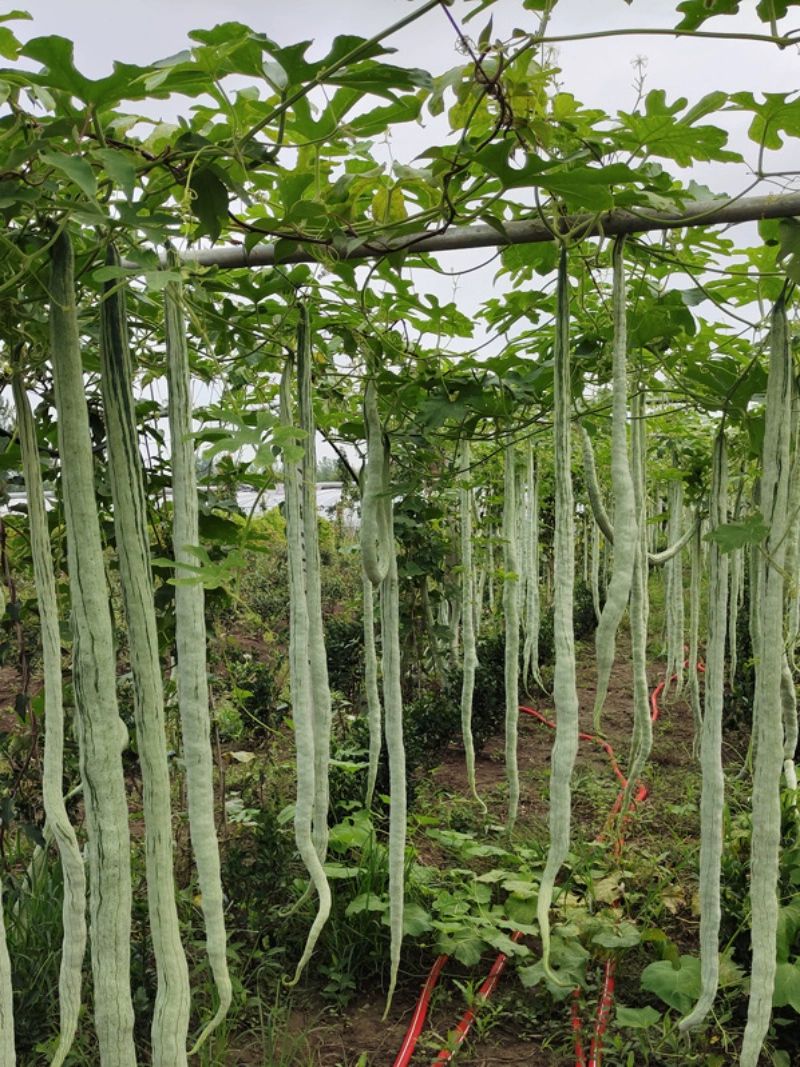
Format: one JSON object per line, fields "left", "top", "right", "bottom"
{"left": 12, "top": 1, "right": 799, "bottom": 458}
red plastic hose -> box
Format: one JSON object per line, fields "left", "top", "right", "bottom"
{"left": 392, "top": 954, "right": 448, "bottom": 1067}
{"left": 432, "top": 930, "right": 524, "bottom": 1064}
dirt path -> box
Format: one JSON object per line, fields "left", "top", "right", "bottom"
{"left": 431, "top": 633, "right": 698, "bottom": 834}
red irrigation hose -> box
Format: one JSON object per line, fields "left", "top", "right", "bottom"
{"left": 431, "top": 930, "right": 524, "bottom": 1064}
{"left": 393, "top": 664, "right": 702, "bottom": 1067}
{"left": 392, "top": 955, "right": 448, "bottom": 1067}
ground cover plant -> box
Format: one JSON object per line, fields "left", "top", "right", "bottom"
{"left": 0, "top": 0, "right": 799, "bottom": 1064}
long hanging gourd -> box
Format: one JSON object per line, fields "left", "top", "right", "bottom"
{"left": 360, "top": 363, "right": 391, "bottom": 808}
{"left": 362, "top": 573, "right": 383, "bottom": 810}
{"left": 360, "top": 366, "right": 391, "bottom": 586}
{"left": 280, "top": 358, "right": 332, "bottom": 983}
{"left": 380, "top": 498, "right": 407, "bottom": 1015}
{"left": 783, "top": 404, "right": 800, "bottom": 677}
{"left": 458, "top": 440, "right": 482, "bottom": 807}
{"left": 727, "top": 474, "right": 745, "bottom": 689}
{"left": 297, "top": 305, "right": 333, "bottom": 862}
{"left": 741, "top": 298, "right": 793, "bottom": 1067}
{"left": 581, "top": 421, "right": 697, "bottom": 569}
{"left": 590, "top": 237, "right": 638, "bottom": 735}
{"left": 13, "top": 371, "right": 86, "bottom": 1067}
{"left": 787, "top": 416, "right": 800, "bottom": 667}
{"left": 0, "top": 876, "right": 12, "bottom": 1065}
{"left": 738, "top": 480, "right": 763, "bottom": 781}
{"left": 356, "top": 366, "right": 406, "bottom": 1010}
{"left": 579, "top": 425, "right": 614, "bottom": 544}
{"left": 164, "top": 272, "right": 232, "bottom": 1047}
{"left": 536, "top": 248, "right": 580, "bottom": 975}
{"left": 663, "top": 476, "right": 685, "bottom": 699}
{"left": 522, "top": 444, "right": 543, "bottom": 690}
{"left": 780, "top": 654, "right": 798, "bottom": 795}
{"left": 624, "top": 389, "right": 653, "bottom": 811}
{"left": 49, "top": 231, "right": 136, "bottom": 1067}
{"left": 679, "top": 432, "right": 729, "bottom": 1032}
{"left": 99, "top": 250, "right": 191, "bottom": 1065}
{"left": 487, "top": 530, "right": 496, "bottom": 616}
{"left": 590, "top": 518, "right": 601, "bottom": 622}
{"left": 502, "top": 442, "right": 521, "bottom": 832}
{"left": 687, "top": 515, "right": 703, "bottom": 743}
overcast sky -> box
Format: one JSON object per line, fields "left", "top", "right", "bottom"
{"left": 11, "top": 1, "right": 799, "bottom": 457}
{"left": 16, "top": 0, "right": 799, "bottom": 178}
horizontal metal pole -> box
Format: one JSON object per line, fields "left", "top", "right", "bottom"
{"left": 134, "top": 192, "right": 800, "bottom": 270}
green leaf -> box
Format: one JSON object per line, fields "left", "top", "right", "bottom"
{"left": 616, "top": 90, "right": 741, "bottom": 166}
{"left": 675, "top": 1, "right": 741, "bottom": 31}
{"left": 189, "top": 167, "right": 229, "bottom": 241}
{"left": 346, "top": 892, "right": 387, "bottom": 917}
{"left": 591, "top": 920, "right": 641, "bottom": 950}
{"left": 40, "top": 151, "right": 96, "bottom": 198}
{"left": 437, "top": 928, "right": 485, "bottom": 967}
{"left": 400, "top": 902, "right": 433, "bottom": 937}
{"left": 777, "top": 218, "right": 800, "bottom": 282}
{"left": 0, "top": 25, "right": 22, "bottom": 59}
{"left": 94, "top": 148, "right": 136, "bottom": 199}
{"left": 23, "top": 35, "right": 152, "bottom": 106}
{"left": 731, "top": 92, "right": 800, "bottom": 152}
{"left": 615, "top": 1004, "right": 661, "bottom": 1029}
{"left": 705, "top": 514, "right": 769, "bottom": 553}
{"left": 772, "top": 961, "right": 800, "bottom": 1012}
{"left": 777, "top": 899, "right": 800, "bottom": 962}
{"left": 640, "top": 955, "right": 701, "bottom": 1013}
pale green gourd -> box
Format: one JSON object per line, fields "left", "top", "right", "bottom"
{"left": 502, "top": 442, "right": 521, "bottom": 832}
{"left": 588, "top": 238, "right": 637, "bottom": 735}
{"left": 0, "top": 880, "right": 14, "bottom": 1067}
{"left": 741, "top": 299, "right": 793, "bottom": 1067}
{"left": 164, "top": 273, "right": 232, "bottom": 1049}
{"left": 536, "top": 249, "right": 580, "bottom": 976}
{"left": 679, "top": 433, "right": 728, "bottom": 1032}
{"left": 100, "top": 249, "right": 190, "bottom": 1064}
{"left": 380, "top": 507, "right": 406, "bottom": 1015}
{"left": 50, "top": 231, "right": 136, "bottom": 1067}
{"left": 297, "top": 307, "right": 333, "bottom": 862}
{"left": 13, "top": 370, "right": 85, "bottom": 1067}
{"left": 458, "top": 440, "right": 483, "bottom": 808}
{"left": 280, "top": 357, "right": 332, "bottom": 983}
